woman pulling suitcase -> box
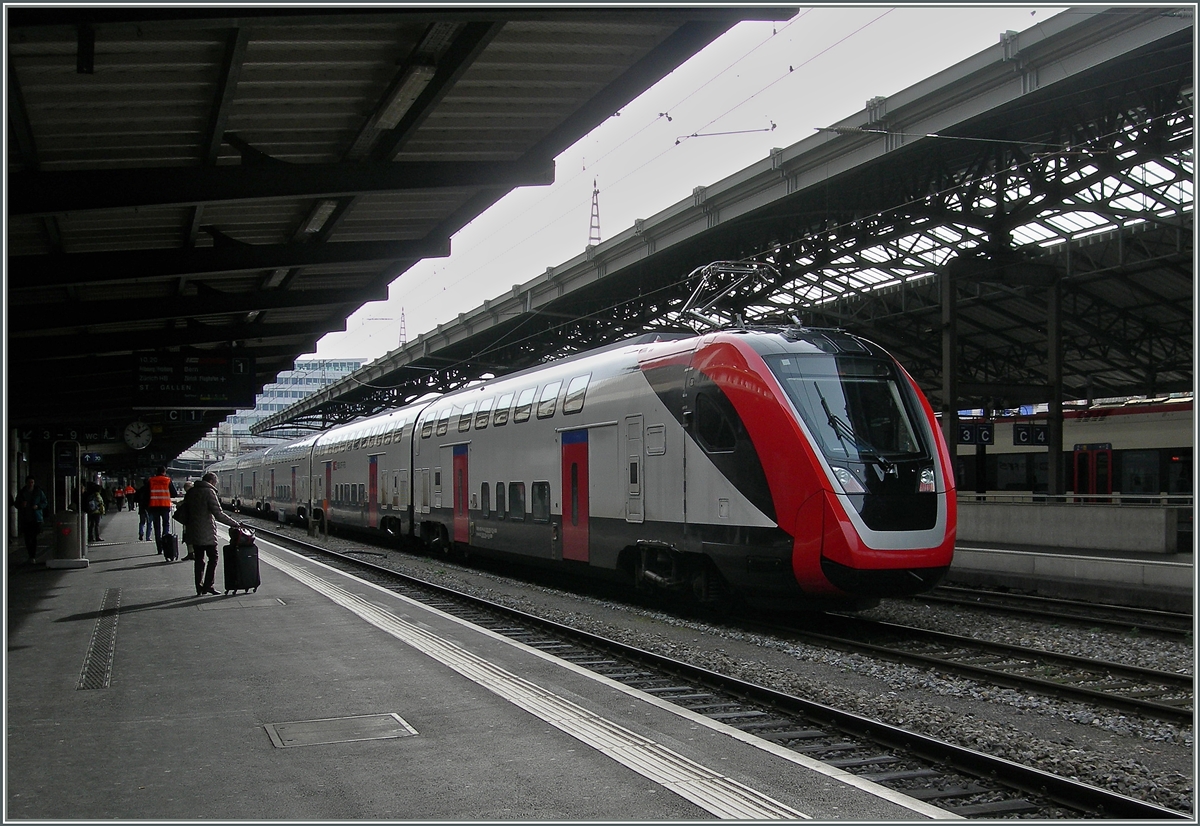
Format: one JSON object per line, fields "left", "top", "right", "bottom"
{"left": 180, "top": 472, "right": 244, "bottom": 596}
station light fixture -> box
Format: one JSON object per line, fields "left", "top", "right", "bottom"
{"left": 303, "top": 200, "right": 339, "bottom": 234}
{"left": 376, "top": 64, "right": 437, "bottom": 130}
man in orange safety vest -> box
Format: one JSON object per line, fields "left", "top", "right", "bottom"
{"left": 148, "top": 466, "right": 179, "bottom": 551}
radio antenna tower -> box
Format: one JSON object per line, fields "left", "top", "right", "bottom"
{"left": 399, "top": 308, "right": 407, "bottom": 347}
{"left": 588, "top": 178, "right": 601, "bottom": 245}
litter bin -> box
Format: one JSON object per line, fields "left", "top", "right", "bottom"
{"left": 48, "top": 510, "right": 89, "bottom": 569}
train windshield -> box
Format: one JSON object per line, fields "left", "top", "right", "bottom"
{"left": 763, "top": 354, "right": 929, "bottom": 464}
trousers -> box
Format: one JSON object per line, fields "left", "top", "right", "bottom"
{"left": 194, "top": 545, "right": 219, "bottom": 593}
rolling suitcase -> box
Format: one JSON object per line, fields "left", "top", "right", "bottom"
{"left": 158, "top": 533, "right": 179, "bottom": 561}
{"left": 223, "top": 525, "right": 260, "bottom": 594}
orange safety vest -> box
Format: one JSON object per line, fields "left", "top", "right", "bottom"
{"left": 149, "top": 475, "right": 173, "bottom": 508}
{"left": 124, "top": 485, "right": 135, "bottom": 497}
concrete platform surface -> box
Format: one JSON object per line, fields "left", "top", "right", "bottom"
{"left": 7, "top": 509, "right": 950, "bottom": 821}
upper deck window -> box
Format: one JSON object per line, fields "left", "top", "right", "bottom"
{"left": 493, "top": 392, "right": 514, "bottom": 427}
{"left": 537, "top": 381, "right": 562, "bottom": 419}
{"left": 458, "top": 402, "right": 476, "bottom": 433}
{"left": 513, "top": 388, "right": 536, "bottom": 423}
{"left": 475, "top": 397, "right": 494, "bottom": 429}
{"left": 563, "top": 373, "right": 590, "bottom": 414}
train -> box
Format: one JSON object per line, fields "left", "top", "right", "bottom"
{"left": 953, "top": 397, "right": 1193, "bottom": 499}
{"left": 208, "top": 327, "right": 957, "bottom": 610}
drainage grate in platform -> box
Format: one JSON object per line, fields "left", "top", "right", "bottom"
{"left": 77, "top": 588, "right": 120, "bottom": 690}
{"left": 264, "top": 713, "right": 418, "bottom": 748}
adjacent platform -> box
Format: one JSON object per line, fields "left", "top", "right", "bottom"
{"left": 7, "top": 509, "right": 950, "bottom": 821}
{"left": 946, "top": 543, "right": 1194, "bottom": 613}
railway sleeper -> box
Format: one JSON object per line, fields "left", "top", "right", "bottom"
{"left": 903, "top": 783, "right": 990, "bottom": 801}
{"left": 949, "top": 798, "right": 1041, "bottom": 816}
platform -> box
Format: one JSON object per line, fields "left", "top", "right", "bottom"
{"left": 946, "top": 542, "right": 1194, "bottom": 612}
{"left": 7, "top": 509, "right": 950, "bottom": 821}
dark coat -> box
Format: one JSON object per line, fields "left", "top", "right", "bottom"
{"left": 182, "top": 480, "right": 238, "bottom": 547}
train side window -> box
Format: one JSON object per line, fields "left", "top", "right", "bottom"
{"left": 421, "top": 415, "right": 434, "bottom": 439}
{"left": 513, "top": 388, "right": 536, "bottom": 423}
{"left": 358, "top": 484, "right": 365, "bottom": 503}
{"left": 475, "top": 397, "right": 494, "bottom": 429}
{"left": 436, "top": 407, "right": 452, "bottom": 437}
{"left": 493, "top": 392, "right": 514, "bottom": 427}
{"left": 459, "top": 401, "right": 476, "bottom": 433}
{"left": 695, "top": 393, "right": 736, "bottom": 453}
{"left": 531, "top": 482, "right": 550, "bottom": 522}
{"left": 496, "top": 482, "right": 506, "bottom": 519}
{"left": 537, "top": 381, "right": 562, "bottom": 419}
{"left": 481, "top": 482, "right": 490, "bottom": 517}
{"left": 563, "top": 373, "right": 590, "bottom": 414}
{"left": 510, "top": 482, "right": 526, "bottom": 521}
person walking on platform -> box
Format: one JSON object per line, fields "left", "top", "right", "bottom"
{"left": 125, "top": 483, "right": 136, "bottom": 511}
{"left": 136, "top": 478, "right": 154, "bottom": 541}
{"left": 148, "top": 466, "right": 178, "bottom": 552}
{"left": 112, "top": 484, "right": 125, "bottom": 513}
{"left": 182, "top": 472, "right": 240, "bottom": 596}
{"left": 84, "top": 482, "right": 105, "bottom": 543}
{"left": 13, "top": 477, "right": 48, "bottom": 562}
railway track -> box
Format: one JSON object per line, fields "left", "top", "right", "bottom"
{"left": 251, "top": 523, "right": 1188, "bottom": 820}
{"left": 755, "top": 615, "right": 1193, "bottom": 725}
{"left": 912, "top": 586, "right": 1194, "bottom": 637}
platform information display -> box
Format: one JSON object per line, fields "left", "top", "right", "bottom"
{"left": 135, "top": 352, "right": 255, "bottom": 409}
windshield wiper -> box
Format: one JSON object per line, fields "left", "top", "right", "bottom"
{"left": 813, "top": 383, "right": 894, "bottom": 473}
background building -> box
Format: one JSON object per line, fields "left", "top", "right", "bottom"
{"left": 174, "top": 359, "right": 364, "bottom": 474}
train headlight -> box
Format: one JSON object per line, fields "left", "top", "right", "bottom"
{"left": 832, "top": 466, "right": 866, "bottom": 494}
{"left": 919, "top": 467, "right": 936, "bottom": 493}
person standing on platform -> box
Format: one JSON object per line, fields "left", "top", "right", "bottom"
{"left": 183, "top": 472, "right": 240, "bottom": 596}
{"left": 125, "top": 483, "right": 136, "bottom": 511}
{"left": 112, "top": 484, "right": 125, "bottom": 513}
{"left": 13, "top": 477, "right": 48, "bottom": 562}
{"left": 136, "top": 478, "right": 154, "bottom": 541}
{"left": 147, "top": 466, "right": 178, "bottom": 552}
{"left": 85, "top": 482, "right": 105, "bottom": 543}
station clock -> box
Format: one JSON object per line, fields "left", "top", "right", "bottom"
{"left": 123, "top": 420, "right": 153, "bottom": 450}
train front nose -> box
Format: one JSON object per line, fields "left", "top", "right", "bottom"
{"left": 791, "top": 488, "right": 953, "bottom": 597}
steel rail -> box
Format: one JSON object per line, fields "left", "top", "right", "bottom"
{"left": 761, "top": 615, "right": 1193, "bottom": 725}
{"left": 914, "top": 586, "right": 1194, "bottom": 637}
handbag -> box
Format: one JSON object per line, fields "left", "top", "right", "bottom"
{"left": 172, "top": 498, "right": 190, "bottom": 524}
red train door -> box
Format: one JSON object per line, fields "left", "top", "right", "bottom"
{"left": 562, "top": 430, "right": 589, "bottom": 562}
{"left": 368, "top": 455, "right": 379, "bottom": 527}
{"left": 453, "top": 445, "right": 469, "bottom": 543}
{"left": 1074, "top": 445, "right": 1113, "bottom": 502}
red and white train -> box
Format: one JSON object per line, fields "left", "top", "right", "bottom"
{"left": 209, "top": 328, "right": 957, "bottom": 609}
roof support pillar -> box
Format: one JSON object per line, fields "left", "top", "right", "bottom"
{"left": 1046, "top": 278, "right": 1065, "bottom": 497}
{"left": 940, "top": 267, "right": 958, "bottom": 466}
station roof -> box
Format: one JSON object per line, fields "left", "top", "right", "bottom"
{"left": 254, "top": 6, "right": 1193, "bottom": 436}
{"left": 6, "top": 5, "right": 791, "bottom": 470}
